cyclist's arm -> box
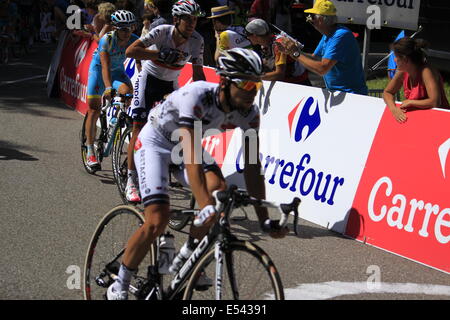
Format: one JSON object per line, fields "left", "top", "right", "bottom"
{"left": 242, "top": 133, "right": 288, "bottom": 238}
{"left": 242, "top": 133, "right": 269, "bottom": 223}
{"left": 125, "top": 39, "right": 159, "bottom": 60}
{"left": 179, "top": 127, "right": 214, "bottom": 209}
{"left": 99, "top": 51, "right": 113, "bottom": 89}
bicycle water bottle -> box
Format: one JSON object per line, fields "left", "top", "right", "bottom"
{"left": 158, "top": 232, "right": 175, "bottom": 274}
{"left": 169, "top": 237, "right": 198, "bottom": 274}
{"left": 103, "top": 116, "right": 118, "bottom": 157}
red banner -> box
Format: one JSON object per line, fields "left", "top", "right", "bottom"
{"left": 346, "top": 107, "right": 450, "bottom": 272}
{"left": 58, "top": 34, "right": 98, "bottom": 115}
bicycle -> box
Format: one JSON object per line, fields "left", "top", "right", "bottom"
{"left": 83, "top": 184, "right": 301, "bottom": 300}
{"left": 80, "top": 92, "right": 133, "bottom": 175}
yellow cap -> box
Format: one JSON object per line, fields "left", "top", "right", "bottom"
{"left": 304, "top": 0, "right": 337, "bottom": 16}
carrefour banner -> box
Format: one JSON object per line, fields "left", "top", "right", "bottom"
{"left": 210, "top": 80, "right": 450, "bottom": 273}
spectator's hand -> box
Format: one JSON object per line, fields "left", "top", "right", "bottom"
{"left": 275, "top": 36, "right": 297, "bottom": 56}
{"left": 400, "top": 99, "right": 415, "bottom": 111}
{"left": 390, "top": 106, "right": 407, "bottom": 123}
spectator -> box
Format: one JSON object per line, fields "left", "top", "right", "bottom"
{"left": 140, "top": 13, "right": 152, "bottom": 37}
{"left": 207, "top": 5, "right": 252, "bottom": 62}
{"left": 147, "top": 0, "right": 173, "bottom": 30}
{"left": 245, "top": 18, "right": 310, "bottom": 86}
{"left": 90, "top": 1, "right": 116, "bottom": 40}
{"left": 277, "top": 0, "right": 368, "bottom": 95}
{"left": 383, "top": 37, "right": 450, "bottom": 123}
{"left": 195, "top": 0, "right": 219, "bottom": 67}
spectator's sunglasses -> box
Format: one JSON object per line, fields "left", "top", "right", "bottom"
{"left": 231, "top": 79, "right": 263, "bottom": 92}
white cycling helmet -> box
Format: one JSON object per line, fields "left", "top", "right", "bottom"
{"left": 111, "top": 10, "right": 136, "bottom": 27}
{"left": 217, "top": 48, "right": 263, "bottom": 80}
{"left": 172, "top": 0, "right": 204, "bottom": 17}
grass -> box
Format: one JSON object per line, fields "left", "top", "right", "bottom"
{"left": 367, "top": 76, "right": 450, "bottom": 102}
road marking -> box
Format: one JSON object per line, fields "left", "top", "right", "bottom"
{"left": 277, "top": 281, "right": 450, "bottom": 299}
{"left": 0, "top": 75, "right": 46, "bottom": 87}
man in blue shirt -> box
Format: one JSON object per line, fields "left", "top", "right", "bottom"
{"left": 277, "top": 0, "right": 368, "bottom": 95}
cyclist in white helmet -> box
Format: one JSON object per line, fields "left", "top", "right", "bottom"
{"left": 122, "top": 0, "right": 207, "bottom": 203}
{"left": 85, "top": 10, "right": 138, "bottom": 171}
{"left": 107, "top": 48, "right": 288, "bottom": 300}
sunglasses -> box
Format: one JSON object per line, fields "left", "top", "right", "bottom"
{"left": 117, "top": 27, "right": 132, "bottom": 32}
{"left": 232, "top": 79, "right": 262, "bottom": 92}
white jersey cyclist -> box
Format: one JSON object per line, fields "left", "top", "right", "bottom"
{"left": 130, "top": 24, "right": 204, "bottom": 124}
{"left": 140, "top": 24, "right": 204, "bottom": 82}
{"left": 135, "top": 80, "right": 260, "bottom": 207}
{"left": 107, "top": 48, "right": 289, "bottom": 301}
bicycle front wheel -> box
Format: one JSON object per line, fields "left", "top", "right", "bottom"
{"left": 83, "top": 205, "right": 155, "bottom": 300}
{"left": 183, "top": 240, "right": 284, "bottom": 300}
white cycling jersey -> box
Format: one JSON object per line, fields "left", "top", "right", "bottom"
{"left": 145, "top": 80, "right": 260, "bottom": 142}
{"left": 135, "top": 80, "right": 260, "bottom": 207}
{"left": 140, "top": 24, "right": 204, "bottom": 82}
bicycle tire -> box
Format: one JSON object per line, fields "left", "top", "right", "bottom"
{"left": 80, "top": 113, "right": 101, "bottom": 174}
{"left": 83, "top": 205, "right": 156, "bottom": 300}
{"left": 112, "top": 126, "right": 131, "bottom": 203}
{"left": 168, "top": 194, "right": 195, "bottom": 231}
{"left": 182, "top": 240, "right": 284, "bottom": 300}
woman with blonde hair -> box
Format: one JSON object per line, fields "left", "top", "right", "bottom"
{"left": 91, "top": 2, "right": 116, "bottom": 41}
{"left": 384, "top": 37, "right": 449, "bottom": 123}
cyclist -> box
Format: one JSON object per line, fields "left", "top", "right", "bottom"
{"left": 85, "top": 10, "right": 139, "bottom": 172}
{"left": 107, "top": 48, "right": 288, "bottom": 300}
{"left": 124, "top": 0, "right": 206, "bottom": 203}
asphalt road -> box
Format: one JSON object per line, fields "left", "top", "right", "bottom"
{"left": 0, "top": 42, "right": 449, "bottom": 300}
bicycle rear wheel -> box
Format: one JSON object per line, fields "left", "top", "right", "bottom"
{"left": 80, "top": 113, "right": 102, "bottom": 174}
{"left": 83, "top": 205, "right": 155, "bottom": 300}
{"left": 183, "top": 240, "right": 284, "bottom": 300}
{"left": 112, "top": 126, "right": 131, "bottom": 203}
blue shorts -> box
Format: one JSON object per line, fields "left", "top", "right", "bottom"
{"left": 87, "top": 64, "right": 131, "bottom": 99}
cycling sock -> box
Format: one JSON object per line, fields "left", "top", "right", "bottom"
{"left": 114, "top": 263, "right": 136, "bottom": 292}
{"left": 87, "top": 145, "right": 94, "bottom": 157}
{"left": 127, "top": 170, "right": 138, "bottom": 185}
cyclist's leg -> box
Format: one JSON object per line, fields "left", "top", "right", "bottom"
{"left": 108, "top": 130, "right": 172, "bottom": 298}
{"left": 85, "top": 68, "right": 104, "bottom": 166}
{"left": 127, "top": 72, "right": 147, "bottom": 200}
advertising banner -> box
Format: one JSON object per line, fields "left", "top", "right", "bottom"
{"left": 333, "top": 0, "right": 421, "bottom": 30}
{"left": 58, "top": 34, "right": 96, "bottom": 114}
{"left": 346, "top": 106, "right": 450, "bottom": 273}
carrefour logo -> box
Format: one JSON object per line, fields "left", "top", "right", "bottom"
{"left": 74, "top": 41, "right": 88, "bottom": 68}
{"left": 288, "top": 97, "right": 321, "bottom": 142}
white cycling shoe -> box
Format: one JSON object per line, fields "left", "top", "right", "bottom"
{"left": 106, "top": 283, "right": 128, "bottom": 300}
{"left": 125, "top": 183, "right": 141, "bottom": 203}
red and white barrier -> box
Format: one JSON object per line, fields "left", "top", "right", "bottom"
{"left": 51, "top": 33, "right": 450, "bottom": 273}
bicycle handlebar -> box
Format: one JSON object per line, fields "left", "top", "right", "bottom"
{"left": 212, "top": 185, "right": 301, "bottom": 235}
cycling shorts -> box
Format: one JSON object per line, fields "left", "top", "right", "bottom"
{"left": 134, "top": 125, "right": 221, "bottom": 208}
{"left": 87, "top": 65, "right": 131, "bottom": 100}
{"left": 130, "top": 71, "right": 176, "bottom": 125}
